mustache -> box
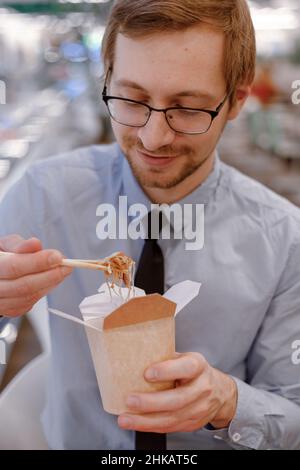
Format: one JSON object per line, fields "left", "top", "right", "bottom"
{"left": 123, "top": 136, "right": 193, "bottom": 158}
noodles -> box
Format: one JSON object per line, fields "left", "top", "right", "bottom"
{"left": 103, "top": 252, "right": 135, "bottom": 301}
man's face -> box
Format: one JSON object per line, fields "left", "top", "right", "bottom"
{"left": 109, "top": 26, "right": 229, "bottom": 190}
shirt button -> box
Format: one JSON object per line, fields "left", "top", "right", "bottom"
{"left": 232, "top": 433, "right": 241, "bottom": 443}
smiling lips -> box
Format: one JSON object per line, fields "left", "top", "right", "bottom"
{"left": 137, "top": 150, "right": 179, "bottom": 167}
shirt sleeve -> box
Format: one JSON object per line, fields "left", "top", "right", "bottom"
{"left": 0, "top": 316, "right": 9, "bottom": 327}
{"left": 0, "top": 168, "right": 41, "bottom": 318}
{"left": 211, "top": 234, "right": 300, "bottom": 450}
{"left": 0, "top": 168, "right": 41, "bottom": 240}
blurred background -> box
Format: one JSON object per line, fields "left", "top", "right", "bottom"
{"left": 0, "top": 0, "right": 300, "bottom": 412}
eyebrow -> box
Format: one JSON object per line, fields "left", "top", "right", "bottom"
{"left": 114, "top": 78, "right": 216, "bottom": 102}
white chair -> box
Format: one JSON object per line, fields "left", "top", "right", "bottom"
{"left": 0, "top": 353, "right": 49, "bottom": 450}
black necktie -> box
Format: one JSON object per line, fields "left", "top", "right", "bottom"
{"left": 134, "top": 211, "right": 167, "bottom": 450}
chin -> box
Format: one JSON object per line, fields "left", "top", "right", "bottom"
{"left": 132, "top": 166, "right": 189, "bottom": 190}
{"left": 143, "top": 178, "right": 178, "bottom": 190}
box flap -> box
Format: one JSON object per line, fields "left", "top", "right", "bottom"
{"left": 163, "top": 280, "right": 201, "bottom": 316}
{"left": 103, "top": 294, "right": 176, "bottom": 330}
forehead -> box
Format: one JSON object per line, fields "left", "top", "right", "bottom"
{"left": 113, "top": 26, "right": 226, "bottom": 96}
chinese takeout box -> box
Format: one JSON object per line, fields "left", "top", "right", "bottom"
{"left": 79, "top": 280, "right": 200, "bottom": 415}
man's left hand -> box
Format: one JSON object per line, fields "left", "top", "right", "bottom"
{"left": 118, "top": 352, "right": 238, "bottom": 434}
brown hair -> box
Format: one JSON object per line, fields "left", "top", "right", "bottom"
{"left": 102, "top": 0, "right": 256, "bottom": 103}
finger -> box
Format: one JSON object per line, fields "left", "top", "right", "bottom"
{"left": 163, "top": 419, "right": 200, "bottom": 434}
{"left": 0, "top": 267, "right": 72, "bottom": 317}
{"left": 119, "top": 394, "right": 217, "bottom": 434}
{"left": 158, "top": 416, "right": 211, "bottom": 434}
{"left": 0, "top": 235, "right": 42, "bottom": 254}
{"left": 126, "top": 378, "right": 208, "bottom": 413}
{"left": 14, "top": 237, "right": 43, "bottom": 254}
{"left": 0, "top": 288, "right": 48, "bottom": 317}
{"left": 144, "top": 352, "right": 207, "bottom": 383}
{"left": 118, "top": 411, "right": 178, "bottom": 434}
{"left": 0, "top": 249, "right": 65, "bottom": 280}
{"left": 0, "top": 265, "right": 73, "bottom": 298}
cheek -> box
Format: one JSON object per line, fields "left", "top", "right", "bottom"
{"left": 111, "top": 121, "right": 137, "bottom": 146}
{"left": 205, "top": 118, "right": 226, "bottom": 147}
{"left": 111, "top": 121, "right": 123, "bottom": 140}
{"left": 190, "top": 134, "right": 212, "bottom": 154}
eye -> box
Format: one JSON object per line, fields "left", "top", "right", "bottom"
{"left": 176, "top": 109, "right": 199, "bottom": 116}
{"left": 125, "top": 101, "right": 141, "bottom": 107}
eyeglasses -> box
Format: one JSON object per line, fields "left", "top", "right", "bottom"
{"left": 102, "top": 77, "right": 228, "bottom": 135}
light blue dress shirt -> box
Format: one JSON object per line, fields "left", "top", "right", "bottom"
{"left": 0, "top": 143, "right": 300, "bottom": 450}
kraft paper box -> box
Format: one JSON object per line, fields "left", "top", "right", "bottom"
{"left": 79, "top": 280, "right": 201, "bottom": 415}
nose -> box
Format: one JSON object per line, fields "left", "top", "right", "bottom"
{"left": 137, "top": 110, "right": 176, "bottom": 152}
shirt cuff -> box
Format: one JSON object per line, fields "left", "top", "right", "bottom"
{"left": 225, "top": 377, "right": 266, "bottom": 449}
{"left": 208, "top": 377, "right": 285, "bottom": 450}
{"left": 204, "top": 377, "right": 272, "bottom": 450}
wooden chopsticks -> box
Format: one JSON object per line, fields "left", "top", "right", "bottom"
{"left": 0, "top": 251, "right": 123, "bottom": 273}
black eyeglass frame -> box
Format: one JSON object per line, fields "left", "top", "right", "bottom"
{"left": 102, "top": 72, "right": 228, "bottom": 135}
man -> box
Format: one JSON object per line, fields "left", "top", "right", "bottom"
{"left": 0, "top": 0, "right": 300, "bottom": 450}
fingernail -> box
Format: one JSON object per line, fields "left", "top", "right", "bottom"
{"left": 29, "top": 237, "right": 39, "bottom": 243}
{"left": 48, "top": 252, "right": 62, "bottom": 267}
{"left": 119, "top": 416, "right": 133, "bottom": 428}
{"left": 145, "top": 368, "right": 158, "bottom": 381}
{"left": 126, "top": 396, "right": 140, "bottom": 408}
{"left": 61, "top": 266, "right": 73, "bottom": 276}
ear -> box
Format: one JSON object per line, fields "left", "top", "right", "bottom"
{"left": 227, "top": 84, "right": 251, "bottom": 121}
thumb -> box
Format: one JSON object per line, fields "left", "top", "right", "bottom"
{"left": 0, "top": 235, "right": 43, "bottom": 254}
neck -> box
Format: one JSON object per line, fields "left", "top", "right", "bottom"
{"left": 144, "top": 152, "right": 216, "bottom": 204}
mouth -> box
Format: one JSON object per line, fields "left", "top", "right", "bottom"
{"left": 137, "top": 150, "right": 179, "bottom": 167}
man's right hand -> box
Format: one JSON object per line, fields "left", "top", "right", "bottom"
{"left": 0, "top": 234, "right": 73, "bottom": 318}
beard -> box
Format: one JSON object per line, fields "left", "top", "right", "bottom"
{"left": 120, "top": 135, "right": 206, "bottom": 190}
